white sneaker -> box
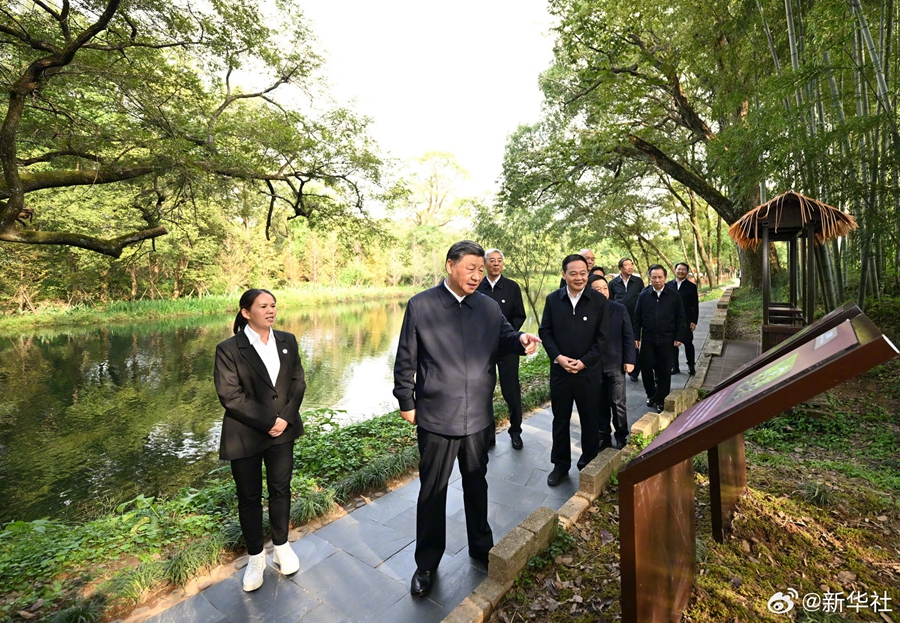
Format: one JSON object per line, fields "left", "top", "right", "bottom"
{"left": 242, "top": 552, "right": 266, "bottom": 591}
{"left": 273, "top": 542, "right": 300, "bottom": 575}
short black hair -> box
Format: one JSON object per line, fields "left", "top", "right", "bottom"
{"left": 587, "top": 274, "right": 608, "bottom": 285}
{"left": 675, "top": 262, "right": 690, "bottom": 271}
{"left": 562, "top": 254, "right": 588, "bottom": 273}
{"left": 648, "top": 263, "right": 667, "bottom": 277}
{"left": 617, "top": 257, "right": 633, "bottom": 269}
{"left": 590, "top": 266, "right": 605, "bottom": 275}
{"left": 446, "top": 240, "right": 485, "bottom": 263}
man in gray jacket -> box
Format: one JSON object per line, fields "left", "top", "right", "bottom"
{"left": 393, "top": 240, "right": 541, "bottom": 598}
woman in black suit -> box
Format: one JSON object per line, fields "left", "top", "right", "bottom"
{"left": 214, "top": 289, "right": 307, "bottom": 591}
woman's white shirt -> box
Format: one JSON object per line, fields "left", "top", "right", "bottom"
{"left": 244, "top": 324, "right": 281, "bottom": 386}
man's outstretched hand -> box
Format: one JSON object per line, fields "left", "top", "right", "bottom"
{"left": 520, "top": 333, "right": 542, "bottom": 355}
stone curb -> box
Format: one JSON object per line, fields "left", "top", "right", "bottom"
{"left": 442, "top": 287, "right": 736, "bottom": 623}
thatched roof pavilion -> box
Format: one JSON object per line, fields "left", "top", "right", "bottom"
{"left": 728, "top": 191, "right": 857, "bottom": 249}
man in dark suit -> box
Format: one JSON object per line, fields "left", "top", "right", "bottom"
{"left": 477, "top": 248, "right": 528, "bottom": 449}
{"left": 669, "top": 262, "right": 699, "bottom": 375}
{"left": 633, "top": 264, "right": 687, "bottom": 413}
{"left": 539, "top": 254, "right": 608, "bottom": 487}
{"left": 588, "top": 275, "right": 636, "bottom": 449}
{"left": 393, "top": 240, "right": 542, "bottom": 598}
{"left": 608, "top": 258, "right": 644, "bottom": 382}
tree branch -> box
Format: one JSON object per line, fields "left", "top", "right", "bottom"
{"left": 615, "top": 134, "right": 736, "bottom": 221}
{"left": 0, "top": 225, "right": 167, "bottom": 257}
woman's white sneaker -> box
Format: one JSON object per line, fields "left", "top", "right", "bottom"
{"left": 242, "top": 552, "right": 267, "bottom": 591}
{"left": 273, "top": 542, "right": 300, "bottom": 575}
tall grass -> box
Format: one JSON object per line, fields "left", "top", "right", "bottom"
{"left": 0, "top": 285, "right": 416, "bottom": 335}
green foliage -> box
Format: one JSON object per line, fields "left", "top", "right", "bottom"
{"left": 163, "top": 535, "right": 224, "bottom": 586}
{"left": 46, "top": 598, "right": 105, "bottom": 623}
{"left": 797, "top": 481, "right": 833, "bottom": 508}
{"left": 693, "top": 453, "right": 709, "bottom": 476}
{"left": 630, "top": 432, "right": 652, "bottom": 451}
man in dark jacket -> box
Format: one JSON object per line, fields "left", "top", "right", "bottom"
{"left": 539, "top": 254, "right": 608, "bottom": 487}
{"left": 393, "top": 240, "right": 541, "bottom": 598}
{"left": 633, "top": 264, "right": 687, "bottom": 412}
{"left": 588, "top": 275, "right": 636, "bottom": 449}
{"left": 608, "top": 258, "right": 644, "bottom": 381}
{"left": 477, "top": 248, "right": 528, "bottom": 449}
{"left": 668, "top": 262, "right": 700, "bottom": 375}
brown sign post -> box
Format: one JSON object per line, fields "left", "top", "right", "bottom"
{"left": 619, "top": 315, "right": 897, "bottom": 623}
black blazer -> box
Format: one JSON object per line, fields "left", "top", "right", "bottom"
{"left": 393, "top": 284, "right": 525, "bottom": 436}
{"left": 214, "top": 329, "right": 306, "bottom": 461}
{"left": 477, "top": 274, "right": 527, "bottom": 330}
{"left": 538, "top": 286, "right": 608, "bottom": 378}
{"left": 668, "top": 278, "right": 700, "bottom": 327}
{"left": 608, "top": 274, "right": 644, "bottom": 317}
{"left": 633, "top": 286, "right": 687, "bottom": 345}
{"left": 602, "top": 300, "right": 637, "bottom": 374}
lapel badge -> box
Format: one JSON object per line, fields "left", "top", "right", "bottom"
{"left": 501, "top": 299, "right": 506, "bottom": 303}
{"left": 583, "top": 316, "right": 588, "bottom": 321}
{"left": 282, "top": 349, "right": 288, "bottom": 354}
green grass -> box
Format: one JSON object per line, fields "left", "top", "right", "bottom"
{"left": 0, "top": 285, "right": 416, "bottom": 335}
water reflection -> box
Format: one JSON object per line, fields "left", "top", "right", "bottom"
{"left": 0, "top": 299, "right": 406, "bottom": 523}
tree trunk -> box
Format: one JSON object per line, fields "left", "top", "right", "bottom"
{"left": 815, "top": 243, "right": 838, "bottom": 311}
{"left": 738, "top": 246, "right": 764, "bottom": 293}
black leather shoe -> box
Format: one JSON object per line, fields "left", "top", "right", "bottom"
{"left": 655, "top": 403, "right": 664, "bottom": 413}
{"left": 469, "top": 550, "right": 489, "bottom": 567}
{"left": 688, "top": 366, "right": 696, "bottom": 376}
{"left": 547, "top": 465, "right": 568, "bottom": 487}
{"left": 671, "top": 368, "right": 681, "bottom": 374}
{"left": 614, "top": 437, "right": 627, "bottom": 450}
{"left": 646, "top": 398, "right": 656, "bottom": 408}
{"left": 629, "top": 374, "right": 639, "bottom": 382}
{"left": 488, "top": 435, "right": 496, "bottom": 448}
{"left": 510, "top": 433, "right": 523, "bottom": 450}
{"left": 410, "top": 569, "right": 433, "bottom": 597}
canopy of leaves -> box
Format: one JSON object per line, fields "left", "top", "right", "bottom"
{"left": 0, "top": 0, "right": 384, "bottom": 256}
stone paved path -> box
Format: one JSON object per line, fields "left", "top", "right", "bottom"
{"left": 144, "top": 300, "right": 719, "bottom": 623}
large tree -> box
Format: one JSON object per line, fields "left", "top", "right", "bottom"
{"left": 1, "top": 0, "right": 382, "bottom": 257}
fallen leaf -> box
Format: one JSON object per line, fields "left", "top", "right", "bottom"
{"left": 741, "top": 540, "right": 751, "bottom": 553}
{"left": 837, "top": 570, "right": 857, "bottom": 584}
{"left": 877, "top": 515, "right": 888, "bottom": 522}
{"left": 731, "top": 577, "right": 742, "bottom": 589}
{"left": 18, "top": 612, "right": 35, "bottom": 620}
{"left": 600, "top": 530, "right": 614, "bottom": 545}
{"left": 28, "top": 600, "right": 44, "bottom": 612}
{"left": 548, "top": 600, "right": 560, "bottom": 612}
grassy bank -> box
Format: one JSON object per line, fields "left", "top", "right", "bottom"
{"left": 492, "top": 292, "right": 900, "bottom": 622}
{"left": 0, "top": 351, "right": 552, "bottom": 622}
{"left": 0, "top": 285, "right": 416, "bottom": 335}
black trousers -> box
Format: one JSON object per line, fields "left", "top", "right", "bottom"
{"left": 640, "top": 339, "right": 674, "bottom": 407}
{"left": 549, "top": 371, "right": 606, "bottom": 470}
{"left": 416, "top": 425, "right": 493, "bottom": 572}
{"left": 496, "top": 353, "right": 523, "bottom": 435}
{"left": 671, "top": 331, "right": 696, "bottom": 370}
{"left": 600, "top": 371, "right": 628, "bottom": 444}
{"left": 231, "top": 440, "right": 294, "bottom": 556}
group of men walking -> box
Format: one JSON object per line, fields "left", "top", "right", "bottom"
{"left": 392, "top": 240, "right": 699, "bottom": 598}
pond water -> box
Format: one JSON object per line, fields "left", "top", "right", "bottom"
{"left": 0, "top": 299, "right": 409, "bottom": 523}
